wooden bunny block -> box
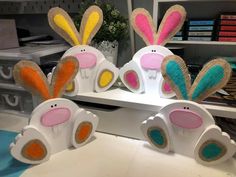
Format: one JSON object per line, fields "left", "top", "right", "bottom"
{"left": 120, "top": 5, "right": 186, "bottom": 98}
{"left": 10, "top": 57, "right": 99, "bottom": 164}
{"left": 48, "top": 6, "right": 119, "bottom": 95}
{"left": 141, "top": 55, "right": 236, "bottom": 166}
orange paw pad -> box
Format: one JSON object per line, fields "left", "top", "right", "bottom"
{"left": 21, "top": 139, "right": 47, "bottom": 161}
{"left": 75, "top": 121, "right": 93, "bottom": 144}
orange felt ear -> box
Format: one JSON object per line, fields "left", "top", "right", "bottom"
{"left": 51, "top": 56, "right": 79, "bottom": 98}
{"left": 13, "top": 61, "right": 51, "bottom": 100}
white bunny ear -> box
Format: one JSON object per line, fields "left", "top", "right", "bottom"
{"left": 80, "top": 5, "right": 103, "bottom": 45}
{"left": 156, "top": 5, "right": 186, "bottom": 46}
{"left": 189, "top": 59, "right": 232, "bottom": 102}
{"left": 48, "top": 7, "right": 81, "bottom": 46}
{"left": 131, "top": 8, "right": 156, "bottom": 46}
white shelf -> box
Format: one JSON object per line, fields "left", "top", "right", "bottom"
{"left": 0, "top": 83, "right": 25, "bottom": 91}
{"left": 169, "top": 41, "right": 236, "bottom": 45}
{"left": 71, "top": 88, "right": 236, "bottom": 120}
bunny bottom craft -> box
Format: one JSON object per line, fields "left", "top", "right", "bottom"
{"left": 10, "top": 57, "right": 98, "bottom": 164}
{"left": 141, "top": 55, "right": 236, "bottom": 166}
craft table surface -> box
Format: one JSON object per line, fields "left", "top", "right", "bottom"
{"left": 0, "top": 113, "right": 235, "bottom": 177}
{"left": 72, "top": 88, "right": 236, "bottom": 119}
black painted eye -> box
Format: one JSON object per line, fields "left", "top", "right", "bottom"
{"left": 184, "top": 107, "right": 186, "bottom": 109}
{"left": 187, "top": 107, "right": 189, "bottom": 109}
{"left": 84, "top": 49, "right": 86, "bottom": 51}
{"left": 51, "top": 105, "right": 53, "bottom": 108}
{"left": 54, "top": 104, "right": 57, "bottom": 107}
{"left": 80, "top": 50, "right": 83, "bottom": 52}
{"left": 154, "top": 50, "right": 156, "bottom": 52}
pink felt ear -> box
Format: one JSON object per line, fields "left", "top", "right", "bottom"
{"left": 156, "top": 5, "right": 186, "bottom": 46}
{"left": 131, "top": 8, "right": 156, "bottom": 45}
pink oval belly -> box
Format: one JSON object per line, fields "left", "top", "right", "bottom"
{"left": 41, "top": 108, "right": 71, "bottom": 127}
{"left": 169, "top": 109, "right": 203, "bottom": 129}
{"left": 75, "top": 53, "right": 97, "bottom": 69}
{"left": 140, "top": 53, "right": 164, "bottom": 70}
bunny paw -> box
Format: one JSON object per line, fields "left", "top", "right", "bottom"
{"left": 10, "top": 125, "right": 51, "bottom": 164}
{"left": 141, "top": 114, "right": 171, "bottom": 153}
{"left": 119, "top": 60, "right": 144, "bottom": 93}
{"left": 194, "top": 125, "right": 236, "bottom": 165}
{"left": 95, "top": 60, "right": 119, "bottom": 92}
{"left": 72, "top": 109, "right": 99, "bottom": 148}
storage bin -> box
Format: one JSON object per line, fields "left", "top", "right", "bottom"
{"left": 0, "top": 60, "right": 17, "bottom": 84}
{"left": 0, "top": 88, "right": 33, "bottom": 114}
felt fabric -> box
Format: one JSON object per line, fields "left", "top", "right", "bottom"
{"left": 135, "top": 14, "right": 155, "bottom": 45}
{"left": 0, "top": 130, "right": 30, "bottom": 177}
{"left": 13, "top": 61, "right": 51, "bottom": 101}
{"left": 75, "top": 122, "right": 93, "bottom": 144}
{"left": 48, "top": 7, "right": 81, "bottom": 46}
{"left": 51, "top": 56, "right": 79, "bottom": 98}
{"left": 131, "top": 5, "right": 186, "bottom": 46}
{"left": 22, "top": 140, "right": 47, "bottom": 161}
{"left": 131, "top": 8, "right": 156, "bottom": 46}
{"left": 98, "top": 70, "right": 114, "bottom": 88}
{"left": 13, "top": 57, "right": 79, "bottom": 101}
{"left": 189, "top": 59, "right": 232, "bottom": 102}
{"left": 161, "top": 55, "right": 191, "bottom": 100}
{"left": 53, "top": 14, "right": 80, "bottom": 45}
{"left": 199, "top": 140, "right": 226, "bottom": 162}
{"left": 147, "top": 127, "right": 167, "bottom": 148}
{"left": 80, "top": 5, "right": 103, "bottom": 45}
{"left": 156, "top": 5, "right": 186, "bottom": 46}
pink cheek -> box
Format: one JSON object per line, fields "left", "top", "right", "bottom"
{"left": 75, "top": 53, "right": 97, "bottom": 69}
{"left": 41, "top": 108, "right": 71, "bottom": 127}
{"left": 140, "top": 53, "right": 164, "bottom": 70}
{"left": 169, "top": 109, "right": 203, "bottom": 129}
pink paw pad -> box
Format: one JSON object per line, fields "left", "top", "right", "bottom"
{"left": 124, "top": 70, "right": 139, "bottom": 90}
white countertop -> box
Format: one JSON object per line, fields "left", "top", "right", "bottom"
{"left": 1, "top": 113, "right": 235, "bottom": 177}
{"left": 71, "top": 88, "right": 236, "bottom": 119}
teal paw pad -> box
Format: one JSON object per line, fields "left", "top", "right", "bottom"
{"left": 147, "top": 127, "right": 167, "bottom": 149}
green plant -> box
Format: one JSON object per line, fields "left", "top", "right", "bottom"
{"left": 73, "top": 1, "right": 129, "bottom": 43}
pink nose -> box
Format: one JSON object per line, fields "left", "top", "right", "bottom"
{"left": 140, "top": 53, "right": 164, "bottom": 70}
{"left": 169, "top": 109, "right": 203, "bottom": 129}
{"left": 41, "top": 108, "right": 71, "bottom": 127}
{"left": 75, "top": 52, "right": 97, "bottom": 69}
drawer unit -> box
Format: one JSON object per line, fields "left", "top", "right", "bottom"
{"left": 0, "top": 88, "right": 34, "bottom": 114}
{"left": 77, "top": 101, "right": 156, "bottom": 140}
{"left": 0, "top": 60, "right": 17, "bottom": 84}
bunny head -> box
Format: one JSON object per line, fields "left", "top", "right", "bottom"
{"left": 120, "top": 5, "right": 186, "bottom": 98}
{"left": 48, "top": 6, "right": 119, "bottom": 95}
{"left": 141, "top": 55, "right": 236, "bottom": 165}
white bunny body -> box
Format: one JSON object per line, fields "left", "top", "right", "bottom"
{"left": 62, "top": 45, "right": 118, "bottom": 94}
{"left": 10, "top": 57, "right": 99, "bottom": 164}
{"left": 141, "top": 55, "right": 236, "bottom": 165}
{"left": 48, "top": 6, "right": 119, "bottom": 96}
{"left": 120, "top": 5, "right": 186, "bottom": 97}
{"left": 120, "top": 45, "right": 175, "bottom": 97}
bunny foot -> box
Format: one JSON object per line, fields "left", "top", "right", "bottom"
{"left": 10, "top": 125, "right": 51, "bottom": 164}
{"left": 72, "top": 109, "right": 99, "bottom": 148}
{"left": 141, "top": 114, "right": 171, "bottom": 153}
{"left": 119, "top": 60, "right": 144, "bottom": 93}
{"left": 194, "top": 125, "right": 236, "bottom": 165}
{"left": 95, "top": 60, "right": 119, "bottom": 92}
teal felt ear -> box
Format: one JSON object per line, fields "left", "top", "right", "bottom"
{"left": 189, "top": 59, "right": 232, "bottom": 102}
{"left": 161, "top": 55, "right": 191, "bottom": 100}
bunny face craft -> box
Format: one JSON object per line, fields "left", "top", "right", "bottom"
{"left": 119, "top": 5, "right": 186, "bottom": 98}
{"left": 48, "top": 6, "right": 119, "bottom": 95}
{"left": 141, "top": 55, "right": 236, "bottom": 165}
{"left": 10, "top": 57, "right": 99, "bottom": 164}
